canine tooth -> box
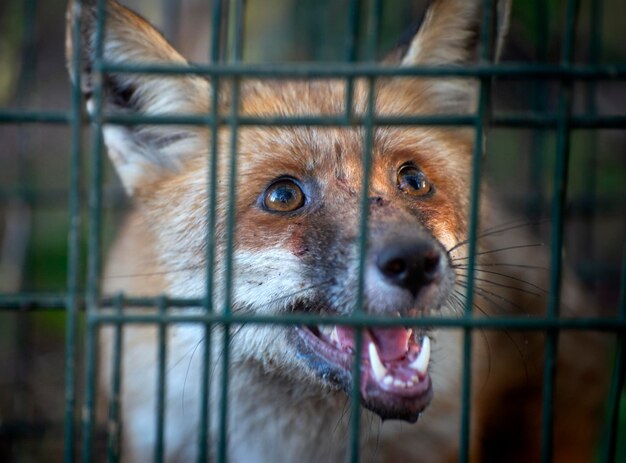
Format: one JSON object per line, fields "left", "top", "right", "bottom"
{"left": 368, "top": 343, "right": 388, "bottom": 381}
{"left": 409, "top": 336, "right": 431, "bottom": 375}
{"left": 330, "top": 326, "right": 340, "bottom": 344}
{"left": 383, "top": 375, "right": 393, "bottom": 386}
{"left": 407, "top": 328, "right": 413, "bottom": 339}
{"left": 319, "top": 325, "right": 331, "bottom": 337}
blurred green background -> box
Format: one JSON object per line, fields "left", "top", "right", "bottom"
{"left": 0, "top": 0, "right": 624, "bottom": 461}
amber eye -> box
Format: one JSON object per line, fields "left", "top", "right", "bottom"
{"left": 263, "top": 179, "right": 305, "bottom": 212}
{"left": 397, "top": 164, "right": 432, "bottom": 196}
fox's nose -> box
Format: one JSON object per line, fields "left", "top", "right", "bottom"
{"left": 376, "top": 240, "right": 442, "bottom": 296}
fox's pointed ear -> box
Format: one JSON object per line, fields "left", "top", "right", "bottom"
{"left": 385, "top": 0, "right": 511, "bottom": 113}
{"left": 65, "top": 0, "right": 210, "bottom": 195}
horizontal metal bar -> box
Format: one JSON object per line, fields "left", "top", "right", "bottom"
{"left": 88, "top": 312, "right": 626, "bottom": 332}
{"left": 0, "top": 110, "right": 70, "bottom": 124}
{"left": 0, "top": 293, "right": 68, "bottom": 309}
{"left": 102, "top": 113, "right": 626, "bottom": 129}
{"left": 2, "top": 110, "right": 625, "bottom": 129}
{"left": 99, "top": 62, "right": 626, "bottom": 80}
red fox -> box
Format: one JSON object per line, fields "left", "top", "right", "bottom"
{"left": 66, "top": 0, "right": 610, "bottom": 461}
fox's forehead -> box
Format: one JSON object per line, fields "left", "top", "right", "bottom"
{"left": 239, "top": 78, "right": 434, "bottom": 119}
{"left": 231, "top": 79, "right": 471, "bottom": 188}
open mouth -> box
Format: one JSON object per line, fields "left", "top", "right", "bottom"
{"left": 295, "top": 322, "right": 432, "bottom": 422}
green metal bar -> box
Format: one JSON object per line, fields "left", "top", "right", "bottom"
{"left": 218, "top": 1, "right": 244, "bottom": 461}
{"left": 2, "top": 111, "right": 625, "bottom": 129}
{"left": 98, "top": 62, "right": 626, "bottom": 79}
{"left": 348, "top": 75, "right": 375, "bottom": 463}
{"left": 0, "top": 111, "right": 70, "bottom": 124}
{"left": 343, "top": 0, "right": 361, "bottom": 123}
{"left": 364, "top": 0, "right": 382, "bottom": 62}
{"left": 347, "top": 1, "right": 381, "bottom": 457}
{"left": 82, "top": 0, "right": 107, "bottom": 460}
{"left": 197, "top": 0, "right": 225, "bottom": 459}
{"left": 155, "top": 296, "right": 167, "bottom": 463}
{"left": 459, "top": 0, "right": 495, "bottom": 459}
{"left": 97, "top": 113, "right": 626, "bottom": 129}
{"left": 601, "top": 242, "right": 626, "bottom": 462}
{"left": 88, "top": 311, "right": 626, "bottom": 332}
{"left": 0, "top": 293, "right": 68, "bottom": 308}
{"left": 541, "top": 1, "right": 580, "bottom": 461}
{"left": 106, "top": 294, "right": 123, "bottom": 463}
{"left": 64, "top": 0, "right": 83, "bottom": 460}
{"left": 527, "top": 0, "right": 548, "bottom": 221}
{"left": 581, "top": 0, "right": 602, "bottom": 288}
{"left": 346, "top": 1, "right": 364, "bottom": 461}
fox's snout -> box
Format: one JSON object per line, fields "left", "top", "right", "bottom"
{"left": 375, "top": 238, "right": 444, "bottom": 297}
{"left": 357, "top": 215, "right": 453, "bottom": 318}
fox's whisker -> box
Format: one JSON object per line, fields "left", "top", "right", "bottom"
{"left": 447, "top": 218, "right": 549, "bottom": 254}
{"left": 454, "top": 262, "right": 548, "bottom": 271}
{"left": 454, "top": 280, "right": 524, "bottom": 312}
{"left": 454, "top": 274, "right": 545, "bottom": 297}
{"left": 450, "top": 243, "right": 544, "bottom": 261}
{"left": 453, "top": 267, "right": 547, "bottom": 293}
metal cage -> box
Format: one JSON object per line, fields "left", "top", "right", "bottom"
{"left": 0, "top": 0, "right": 625, "bottom": 462}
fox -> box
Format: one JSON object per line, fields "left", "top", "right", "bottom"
{"left": 66, "top": 0, "right": 611, "bottom": 461}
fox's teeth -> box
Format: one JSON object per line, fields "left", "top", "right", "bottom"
{"left": 368, "top": 342, "right": 388, "bottom": 381}
{"left": 393, "top": 379, "right": 406, "bottom": 388}
{"left": 409, "top": 336, "right": 431, "bottom": 375}
{"left": 319, "top": 325, "right": 340, "bottom": 345}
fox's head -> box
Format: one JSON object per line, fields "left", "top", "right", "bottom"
{"left": 67, "top": 0, "right": 509, "bottom": 422}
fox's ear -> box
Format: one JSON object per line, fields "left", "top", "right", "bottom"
{"left": 65, "top": 0, "right": 210, "bottom": 195}
{"left": 385, "top": 0, "right": 511, "bottom": 113}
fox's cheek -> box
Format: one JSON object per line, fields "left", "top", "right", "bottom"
{"left": 287, "top": 222, "right": 312, "bottom": 258}
{"left": 232, "top": 248, "right": 308, "bottom": 314}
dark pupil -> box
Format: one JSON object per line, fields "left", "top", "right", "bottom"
{"left": 404, "top": 170, "right": 425, "bottom": 190}
{"left": 271, "top": 185, "right": 296, "bottom": 204}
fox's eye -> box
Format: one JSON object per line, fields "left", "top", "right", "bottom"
{"left": 263, "top": 179, "right": 305, "bottom": 212}
{"left": 397, "top": 164, "right": 431, "bottom": 197}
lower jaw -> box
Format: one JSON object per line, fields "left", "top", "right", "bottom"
{"left": 294, "top": 326, "right": 433, "bottom": 422}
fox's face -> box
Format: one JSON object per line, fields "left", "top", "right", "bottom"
{"left": 68, "top": 0, "right": 509, "bottom": 423}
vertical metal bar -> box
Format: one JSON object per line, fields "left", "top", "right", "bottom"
{"left": 344, "top": 0, "right": 362, "bottom": 120}
{"left": 540, "top": 1, "right": 580, "bottom": 462}
{"left": 364, "top": 0, "right": 382, "bottom": 62}
{"left": 348, "top": 3, "right": 380, "bottom": 461}
{"left": 528, "top": 0, "right": 548, "bottom": 221}
{"left": 459, "top": 1, "right": 495, "bottom": 460}
{"left": 106, "top": 294, "right": 124, "bottom": 463}
{"left": 601, "top": 242, "right": 626, "bottom": 462}
{"left": 11, "top": 0, "right": 38, "bottom": 448}
{"left": 82, "top": 0, "right": 107, "bottom": 460}
{"left": 197, "top": 0, "right": 225, "bottom": 459}
{"left": 64, "top": 0, "right": 83, "bottom": 461}
{"left": 349, "top": 75, "right": 376, "bottom": 463}
{"left": 581, "top": 0, "right": 602, "bottom": 281}
{"left": 155, "top": 296, "right": 167, "bottom": 463}
{"left": 218, "top": 1, "right": 244, "bottom": 461}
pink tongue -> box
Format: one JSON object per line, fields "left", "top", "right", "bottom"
{"left": 369, "top": 327, "right": 410, "bottom": 361}
{"left": 335, "top": 326, "right": 410, "bottom": 362}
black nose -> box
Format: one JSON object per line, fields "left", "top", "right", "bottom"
{"left": 376, "top": 240, "right": 442, "bottom": 296}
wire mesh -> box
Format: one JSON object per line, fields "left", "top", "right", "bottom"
{"left": 0, "top": 0, "right": 625, "bottom": 462}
